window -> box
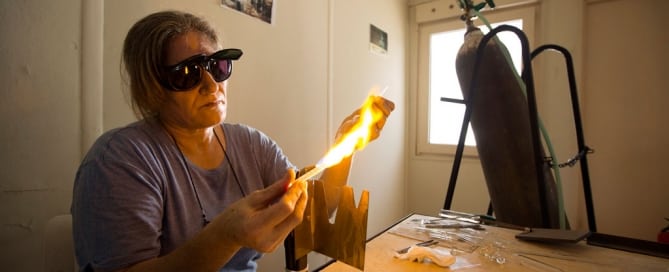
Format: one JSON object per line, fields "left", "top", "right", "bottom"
{"left": 414, "top": 3, "right": 536, "bottom": 156}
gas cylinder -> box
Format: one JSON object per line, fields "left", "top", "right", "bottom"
{"left": 455, "top": 25, "right": 561, "bottom": 228}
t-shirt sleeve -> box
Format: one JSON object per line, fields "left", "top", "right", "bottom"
{"left": 243, "top": 125, "right": 296, "bottom": 187}
{"left": 71, "top": 133, "right": 164, "bottom": 272}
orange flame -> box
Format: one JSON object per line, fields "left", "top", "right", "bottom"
{"left": 317, "top": 94, "right": 384, "bottom": 168}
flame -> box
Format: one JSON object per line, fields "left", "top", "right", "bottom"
{"left": 317, "top": 94, "right": 384, "bottom": 168}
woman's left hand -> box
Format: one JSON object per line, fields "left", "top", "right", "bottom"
{"left": 335, "top": 95, "right": 395, "bottom": 144}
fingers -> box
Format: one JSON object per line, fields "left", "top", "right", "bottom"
{"left": 263, "top": 184, "right": 309, "bottom": 251}
{"left": 251, "top": 180, "right": 308, "bottom": 252}
{"left": 214, "top": 170, "right": 307, "bottom": 253}
{"left": 372, "top": 95, "right": 395, "bottom": 117}
{"left": 375, "top": 114, "right": 387, "bottom": 130}
{"left": 335, "top": 115, "right": 358, "bottom": 142}
{"left": 269, "top": 176, "right": 307, "bottom": 226}
{"left": 247, "top": 169, "right": 295, "bottom": 209}
{"left": 252, "top": 171, "right": 306, "bottom": 227}
{"left": 374, "top": 97, "right": 394, "bottom": 126}
{"left": 336, "top": 97, "right": 394, "bottom": 139}
{"left": 370, "top": 96, "right": 394, "bottom": 138}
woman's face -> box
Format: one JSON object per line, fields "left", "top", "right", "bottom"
{"left": 158, "top": 31, "right": 227, "bottom": 130}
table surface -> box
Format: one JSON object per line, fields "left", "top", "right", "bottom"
{"left": 319, "top": 213, "right": 669, "bottom": 271}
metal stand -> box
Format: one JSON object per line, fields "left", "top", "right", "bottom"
{"left": 284, "top": 230, "right": 308, "bottom": 271}
{"left": 442, "top": 25, "right": 596, "bottom": 231}
{"left": 531, "top": 44, "right": 596, "bottom": 232}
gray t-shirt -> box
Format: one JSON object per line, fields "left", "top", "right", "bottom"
{"left": 71, "top": 119, "right": 294, "bottom": 272}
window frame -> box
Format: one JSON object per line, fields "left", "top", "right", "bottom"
{"left": 413, "top": 2, "right": 537, "bottom": 157}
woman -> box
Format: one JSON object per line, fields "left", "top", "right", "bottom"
{"left": 71, "top": 10, "right": 394, "bottom": 272}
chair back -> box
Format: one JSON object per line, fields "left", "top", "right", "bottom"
{"left": 44, "top": 214, "right": 77, "bottom": 272}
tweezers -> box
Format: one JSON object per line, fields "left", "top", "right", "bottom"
{"left": 423, "top": 223, "right": 485, "bottom": 230}
{"left": 396, "top": 239, "right": 439, "bottom": 254}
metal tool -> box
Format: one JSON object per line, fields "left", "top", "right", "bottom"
{"left": 396, "top": 239, "right": 439, "bottom": 254}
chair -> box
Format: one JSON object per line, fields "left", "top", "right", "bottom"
{"left": 43, "top": 214, "right": 77, "bottom": 272}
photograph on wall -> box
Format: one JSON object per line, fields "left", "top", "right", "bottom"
{"left": 369, "top": 24, "right": 388, "bottom": 55}
{"left": 221, "top": 0, "right": 275, "bottom": 24}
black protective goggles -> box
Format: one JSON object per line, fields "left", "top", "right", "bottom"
{"left": 161, "top": 48, "right": 243, "bottom": 91}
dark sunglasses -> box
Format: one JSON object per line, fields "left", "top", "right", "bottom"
{"left": 161, "top": 48, "right": 243, "bottom": 91}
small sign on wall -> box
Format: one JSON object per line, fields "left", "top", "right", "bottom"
{"left": 369, "top": 24, "right": 388, "bottom": 55}
{"left": 221, "top": 0, "right": 275, "bottom": 24}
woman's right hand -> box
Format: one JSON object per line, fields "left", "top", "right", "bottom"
{"left": 116, "top": 172, "right": 307, "bottom": 272}
{"left": 210, "top": 169, "right": 308, "bottom": 253}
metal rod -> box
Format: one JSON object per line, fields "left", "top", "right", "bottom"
{"left": 531, "top": 44, "right": 597, "bottom": 232}
{"left": 440, "top": 97, "right": 466, "bottom": 104}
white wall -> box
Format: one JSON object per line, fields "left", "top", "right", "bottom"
{"left": 0, "top": 0, "right": 82, "bottom": 271}
{"left": 582, "top": 0, "right": 669, "bottom": 242}
{"left": 330, "top": 0, "right": 408, "bottom": 235}
{"left": 1, "top": 0, "right": 407, "bottom": 271}
{"left": 533, "top": 0, "right": 586, "bottom": 232}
